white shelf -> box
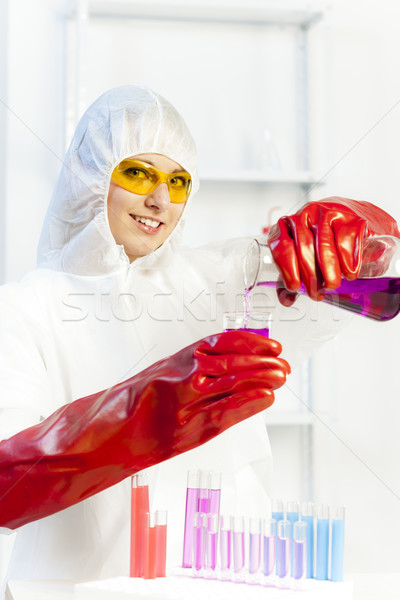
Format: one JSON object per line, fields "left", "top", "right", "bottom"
{"left": 199, "top": 170, "right": 324, "bottom": 186}
{"left": 84, "top": 2, "right": 324, "bottom": 28}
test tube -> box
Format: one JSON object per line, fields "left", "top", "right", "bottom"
{"left": 143, "top": 512, "right": 156, "bottom": 579}
{"left": 248, "top": 517, "right": 262, "bottom": 584}
{"left": 130, "top": 472, "right": 149, "bottom": 577}
{"left": 316, "top": 504, "right": 330, "bottom": 580}
{"left": 287, "top": 501, "right": 299, "bottom": 576}
{"left": 330, "top": 506, "right": 345, "bottom": 582}
{"left": 293, "top": 521, "right": 307, "bottom": 588}
{"left": 276, "top": 519, "right": 291, "bottom": 588}
{"left": 209, "top": 471, "right": 221, "bottom": 519}
{"left": 204, "top": 513, "right": 218, "bottom": 578}
{"left": 154, "top": 510, "right": 167, "bottom": 578}
{"left": 198, "top": 470, "right": 211, "bottom": 514}
{"left": 302, "top": 501, "right": 315, "bottom": 579}
{"left": 232, "top": 516, "right": 245, "bottom": 582}
{"left": 182, "top": 469, "right": 199, "bottom": 568}
{"left": 262, "top": 518, "right": 276, "bottom": 586}
{"left": 192, "top": 512, "right": 206, "bottom": 577}
{"left": 219, "top": 514, "right": 232, "bottom": 580}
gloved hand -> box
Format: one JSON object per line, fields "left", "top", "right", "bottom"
{"left": 0, "top": 330, "right": 290, "bottom": 530}
{"left": 267, "top": 197, "right": 400, "bottom": 303}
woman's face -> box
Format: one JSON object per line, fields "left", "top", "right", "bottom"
{"left": 107, "top": 153, "right": 187, "bottom": 262}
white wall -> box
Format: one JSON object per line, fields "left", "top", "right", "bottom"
{"left": 1, "top": 0, "right": 400, "bottom": 578}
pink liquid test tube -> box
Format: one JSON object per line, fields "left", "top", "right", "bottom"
{"left": 182, "top": 469, "right": 199, "bottom": 568}
{"left": 144, "top": 512, "right": 156, "bottom": 579}
{"left": 130, "top": 472, "right": 149, "bottom": 578}
{"left": 198, "top": 470, "right": 211, "bottom": 514}
{"left": 293, "top": 520, "right": 307, "bottom": 589}
{"left": 219, "top": 515, "right": 232, "bottom": 579}
{"left": 276, "top": 518, "right": 291, "bottom": 588}
{"left": 192, "top": 512, "right": 206, "bottom": 577}
{"left": 248, "top": 517, "right": 262, "bottom": 584}
{"left": 263, "top": 518, "right": 276, "bottom": 586}
{"left": 205, "top": 513, "right": 218, "bottom": 578}
{"left": 209, "top": 471, "right": 221, "bottom": 519}
{"left": 233, "top": 516, "right": 245, "bottom": 582}
{"left": 155, "top": 510, "right": 167, "bottom": 577}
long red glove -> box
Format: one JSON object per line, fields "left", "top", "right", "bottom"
{"left": 0, "top": 330, "right": 290, "bottom": 530}
{"left": 267, "top": 197, "right": 400, "bottom": 303}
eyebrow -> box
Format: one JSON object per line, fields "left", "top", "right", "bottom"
{"left": 133, "top": 157, "right": 187, "bottom": 174}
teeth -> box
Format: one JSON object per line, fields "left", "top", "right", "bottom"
{"left": 135, "top": 216, "right": 161, "bottom": 228}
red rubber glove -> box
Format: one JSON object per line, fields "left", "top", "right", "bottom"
{"left": 267, "top": 197, "right": 400, "bottom": 303}
{"left": 0, "top": 330, "right": 290, "bottom": 530}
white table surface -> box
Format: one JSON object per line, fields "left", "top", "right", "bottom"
{"left": 5, "top": 573, "right": 400, "bottom": 600}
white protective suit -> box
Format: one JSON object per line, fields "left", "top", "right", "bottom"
{"left": 0, "top": 85, "right": 346, "bottom": 592}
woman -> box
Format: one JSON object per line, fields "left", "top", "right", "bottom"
{"left": 0, "top": 85, "right": 398, "bottom": 588}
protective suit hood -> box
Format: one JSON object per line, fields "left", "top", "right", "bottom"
{"left": 37, "top": 85, "right": 199, "bottom": 275}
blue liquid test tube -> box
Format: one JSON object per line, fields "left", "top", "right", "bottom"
{"left": 316, "top": 505, "right": 330, "bottom": 580}
{"left": 248, "top": 517, "right": 262, "bottom": 584}
{"left": 276, "top": 519, "right": 291, "bottom": 588}
{"left": 330, "top": 506, "right": 345, "bottom": 582}
{"left": 262, "top": 518, "right": 276, "bottom": 587}
{"left": 293, "top": 521, "right": 307, "bottom": 589}
{"left": 287, "top": 501, "right": 299, "bottom": 575}
{"left": 232, "top": 515, "right": 245, "bottom": 582}
{"left": 302, "top": 501, "right": 315, "bottom": 579}
{"left": 219, "top": 514, "right": 232, "bottom": 580}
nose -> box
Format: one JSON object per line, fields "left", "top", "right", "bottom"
{"left": 145, "top": 182, "right": 170, "bottom": 211}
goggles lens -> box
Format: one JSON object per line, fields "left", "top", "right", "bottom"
{"left": 111, "top": 159, "right": 192, "bottom": 204}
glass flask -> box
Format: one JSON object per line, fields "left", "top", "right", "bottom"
{"left": 244, "top": 235, "right": 400, "bottom": 321}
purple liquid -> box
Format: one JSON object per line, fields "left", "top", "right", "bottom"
{"left": 193, "top": 523, "right": 204, "bottom": 571}
{"left": 233, "top": 531, "right": 245, "bottom": 572}
{"left": 249, "top": 532, "right": 261, "bottom": 574}
{"left": 225, "top": 327, "right": 270, "bottom": 337}
{"left": 182, "top": 487, "right": 198, "bottom": 568}
{"left": 220, "top": 529, "right": 231, "bottom": 570}
{"left": 293, "top": 540, "right": 306, "bottom": 580}
{"left": 209, "top": 489, "right": 221, "bottom": 518}
{"left": 205, "top": 531, "right": 217, "bottom": 571}
{"left": 256, "top": 277, "right": 400, "bottom": 321}
{"left": 198, "top": 489, "right": 210, "bottom": 514}
{"left": 263, "top": 535, "right": 276, "bottom": 576}
{"left": 277, "top": 536, "right": 290, "bottom": 578}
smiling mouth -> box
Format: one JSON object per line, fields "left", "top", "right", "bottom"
{"left": 131, "top": 215, "right": 163, "bottom": 229}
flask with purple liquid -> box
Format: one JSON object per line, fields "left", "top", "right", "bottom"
{"left": 244, "top": 235, "right": 400, "bottom": 321}
{"left": 223, "top": 311, "right": 272, "bottom": 338}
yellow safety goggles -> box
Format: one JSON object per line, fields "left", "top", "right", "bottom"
{"left": 111, "top": 159, "right": 192, "bottom": 204}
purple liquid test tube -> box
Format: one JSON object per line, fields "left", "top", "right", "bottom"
{"left": 248, "top": 517, "right": 262, "bottom": 584}
{"left": 182, "top": 469, "right": 199, "bottom": 568}
{"left": 198, "top": 470, "right": 211, "bottom": 514}
{"left": 205, "top": 513, "right": 218, "bottom": 578}
{"left": 209, "top": 471, "right": 221, "bottom": 519}
{"left": 192, "top": 512, "right": 206, "bottom": 577}
{"left": 293, "top": 521, "right": 307, "bottom": 589}
{"left": 276, "top": 519, "right": 291, "bottom": 588}
{"left": 233, "top": 516, "right": 245, "bottom": 582}
{"left": 219, "top": 515, "right": 232, "bottom": 580}
{"left": 263, "top": 518, "right": 276, "bottom": 586}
